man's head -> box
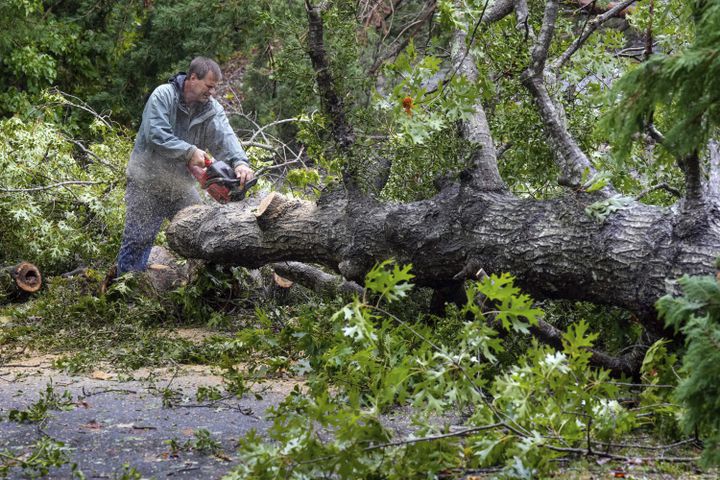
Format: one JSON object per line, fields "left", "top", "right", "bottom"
{"left": 183, "top": 57, "right": 222, "bottom": 104}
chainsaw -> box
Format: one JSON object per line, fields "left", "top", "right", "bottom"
{"left": 189, "top": 155, "right": 258, "bottom": 204}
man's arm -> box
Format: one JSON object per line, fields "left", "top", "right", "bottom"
{"left": 207, "top": 107, "right": 254, "bottom": 186}
{"left": 143, "top": 86, "right": 199, "bottom": 164}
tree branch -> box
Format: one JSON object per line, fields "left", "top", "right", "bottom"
{"left": 551, "top": 0, "right": 639, "bottom": 71}
{"left": 305, "top": 1, "right": 360, "bottom": 193}
{"left": 270, "top": 261, "right": 364, "bottom": 297}
{"left": 708, "top": 139, "right": 720, "bottom": 201}
{"left": 528, "top": 316, "right": 648, "bottom": 377}
{"left": 451, "top": 3, "right": 505, "bottom": 191}
{"left": 635, "top": 182, "right": 682, "bottom": 202}
{"left": 521, "top": 0, "right": 594, "bottom": 188}
{"left": 0, "top": 180, "right": 104, "bottom": 194}
{"left": 305, "top": 1, "right": 356, "bottom": 153}
{"left": 367, "top": 0, "right": 437, "bottom": 76}
{"left": 678, "top": 150, "right": 705, "bottom": 208}
{"left": 513, "top": 0, "right": 533, "bottom": 39}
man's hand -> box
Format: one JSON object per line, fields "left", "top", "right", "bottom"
{"left": 188, "top": 148, "right": 207, "bottom": 169}
{"left": 234, "top": 164, "right": 254, "bottom": 188}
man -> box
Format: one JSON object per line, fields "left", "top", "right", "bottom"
{"left": 114, "top": 56, "right": 253, "bottom": 278}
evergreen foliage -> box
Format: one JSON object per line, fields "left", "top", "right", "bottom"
{"left": 657, "top": 273, "right": 720, "bottom": 466}
{"left": 603, "top": 0, "right": 720, "bottom": 158}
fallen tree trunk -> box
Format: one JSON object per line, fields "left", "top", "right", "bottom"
{"left": 0, "top": 262, "right": 42, "bottom": 303}
{"left": 167, "top": 182, "right": 720, "bottom": 331}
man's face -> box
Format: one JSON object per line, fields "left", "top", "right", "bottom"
{"left": 185, "top": 71, "right": 218, "bottom": 104}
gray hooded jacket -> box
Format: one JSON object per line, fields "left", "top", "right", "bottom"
{"left": 126, "top": 73, "right": 248, "bottom": 200}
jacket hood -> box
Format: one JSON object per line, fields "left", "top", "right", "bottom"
{"left": 169, "top": 72, "right": 186, "bottom": 93}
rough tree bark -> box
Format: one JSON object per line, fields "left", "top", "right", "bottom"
{"left": 168, "top": 1, "right": 719, "bottom": 373}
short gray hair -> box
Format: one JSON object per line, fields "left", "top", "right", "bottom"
{"left": 188, "top": 57, "right": 222, "bottom": 81}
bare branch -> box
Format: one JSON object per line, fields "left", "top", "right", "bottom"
{"left": 48, "top": 88, "right": 113, "bottom": 129}
{"left": 513, "top": 0, "right": 533, "bottom": 39}
{"left": 451, "top": 12, "right": 505, "bottom": 191}
{"left": 248, "top": 117, "right": 309, "bottom": 144}
{"left": 551, "top": 0, "right": 639, "bottom": 71}
{"left": 521, "top": 0, "right": 594, "bottom": 188}
{"left": 0, "top": 180, "right": 105, "bottom": 194}
{"left": 635, "top": 182, "right": 682, "bottom": 201}
{"left": 483, "top": 0, "right": 515, "bottom": 23}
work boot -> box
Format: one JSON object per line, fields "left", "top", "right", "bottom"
{"left": 99, "top": 264, "right": 117, "bottom": 295}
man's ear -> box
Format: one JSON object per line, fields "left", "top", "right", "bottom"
{"left": 188, "top": 73, "right": 198, "bottom": 81}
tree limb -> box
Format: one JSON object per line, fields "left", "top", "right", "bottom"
{"left": 271, "top": 261, "right": 364, "bottom": 297}
{"left": 521, "top": 0, "right": 594, "bottom": 188}
{"left": 451, "top": 2, "right": 505, "bottom": 191}
{"left": 528, "top": 316, "right": 648, "bottom": 377}
{"left": 168, "top": 187, "right": 720, "bottom": 325}
{"left": 708, "top": 139, "right": 720, "bottom": 201}
{"left": 551, "top": 0, "right": 639, "bottom": 71}
{"left": 635, "top": 182, "right": 682, "bottom": 201}
{"left": 678, "top": 150, "right": 705, "bottom": 208}
{"left": 305, "top": 0, "right": 356, "bottom": 153}
{"left": 513, "top": 0, "right": 533, "bottom": 39}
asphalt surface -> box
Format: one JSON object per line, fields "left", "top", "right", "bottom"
{"left": 0, "top": 361, "right": 294, "bottom": 479}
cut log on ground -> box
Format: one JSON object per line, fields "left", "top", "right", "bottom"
{"left": 0, "top": 262, "right": 42, "bottom": 303}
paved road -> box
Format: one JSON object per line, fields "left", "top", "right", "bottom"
{"left": 0, "top": 361, "right": 294, "bottom": 479}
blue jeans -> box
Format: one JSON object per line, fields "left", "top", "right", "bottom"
{"left": 116, "top": 180, "right": 200, "bottom": 275}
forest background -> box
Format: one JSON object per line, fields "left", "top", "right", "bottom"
{"left": 2, "top": 0, "right": 720, "bottom": 478}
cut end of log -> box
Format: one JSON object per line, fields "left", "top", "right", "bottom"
{"left": 256, "top": 192, "right": 287, "bottom": 220}
{"left": 12, "top": 262, "right": 42, "bottom": 293}
{"left": 273, "top": 272, "right": 294, "bottom": 289}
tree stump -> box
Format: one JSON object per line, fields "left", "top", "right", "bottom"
{"left": 0, "top": 262, "right": 42, "bottom": 304}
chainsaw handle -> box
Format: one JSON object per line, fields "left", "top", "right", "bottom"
{"left": 203, "top": 153, "right": 213, "bottom": 168}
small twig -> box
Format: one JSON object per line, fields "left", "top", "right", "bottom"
{"left": 248, "top": 117, "right": 307, "bottom": 143}
{"left": 363, "top": 423, "right": 505, "bottom": 451}
{"left": 590, "top": 438, "right": 700, "bottom": 451}
{"left": 604, "top": 380, "right": 675, "bottom": 389}
{"left": 0, "top": 180, "right": 104, "bottom": 194}
{"left": 80, "top": 387, "right": 138, "bottom": 397}
{"left": 635, "top": 182, "right": 682, "bottom": 201}
{"left": 49, "top": 89, "right": 113, "bottom": 129}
